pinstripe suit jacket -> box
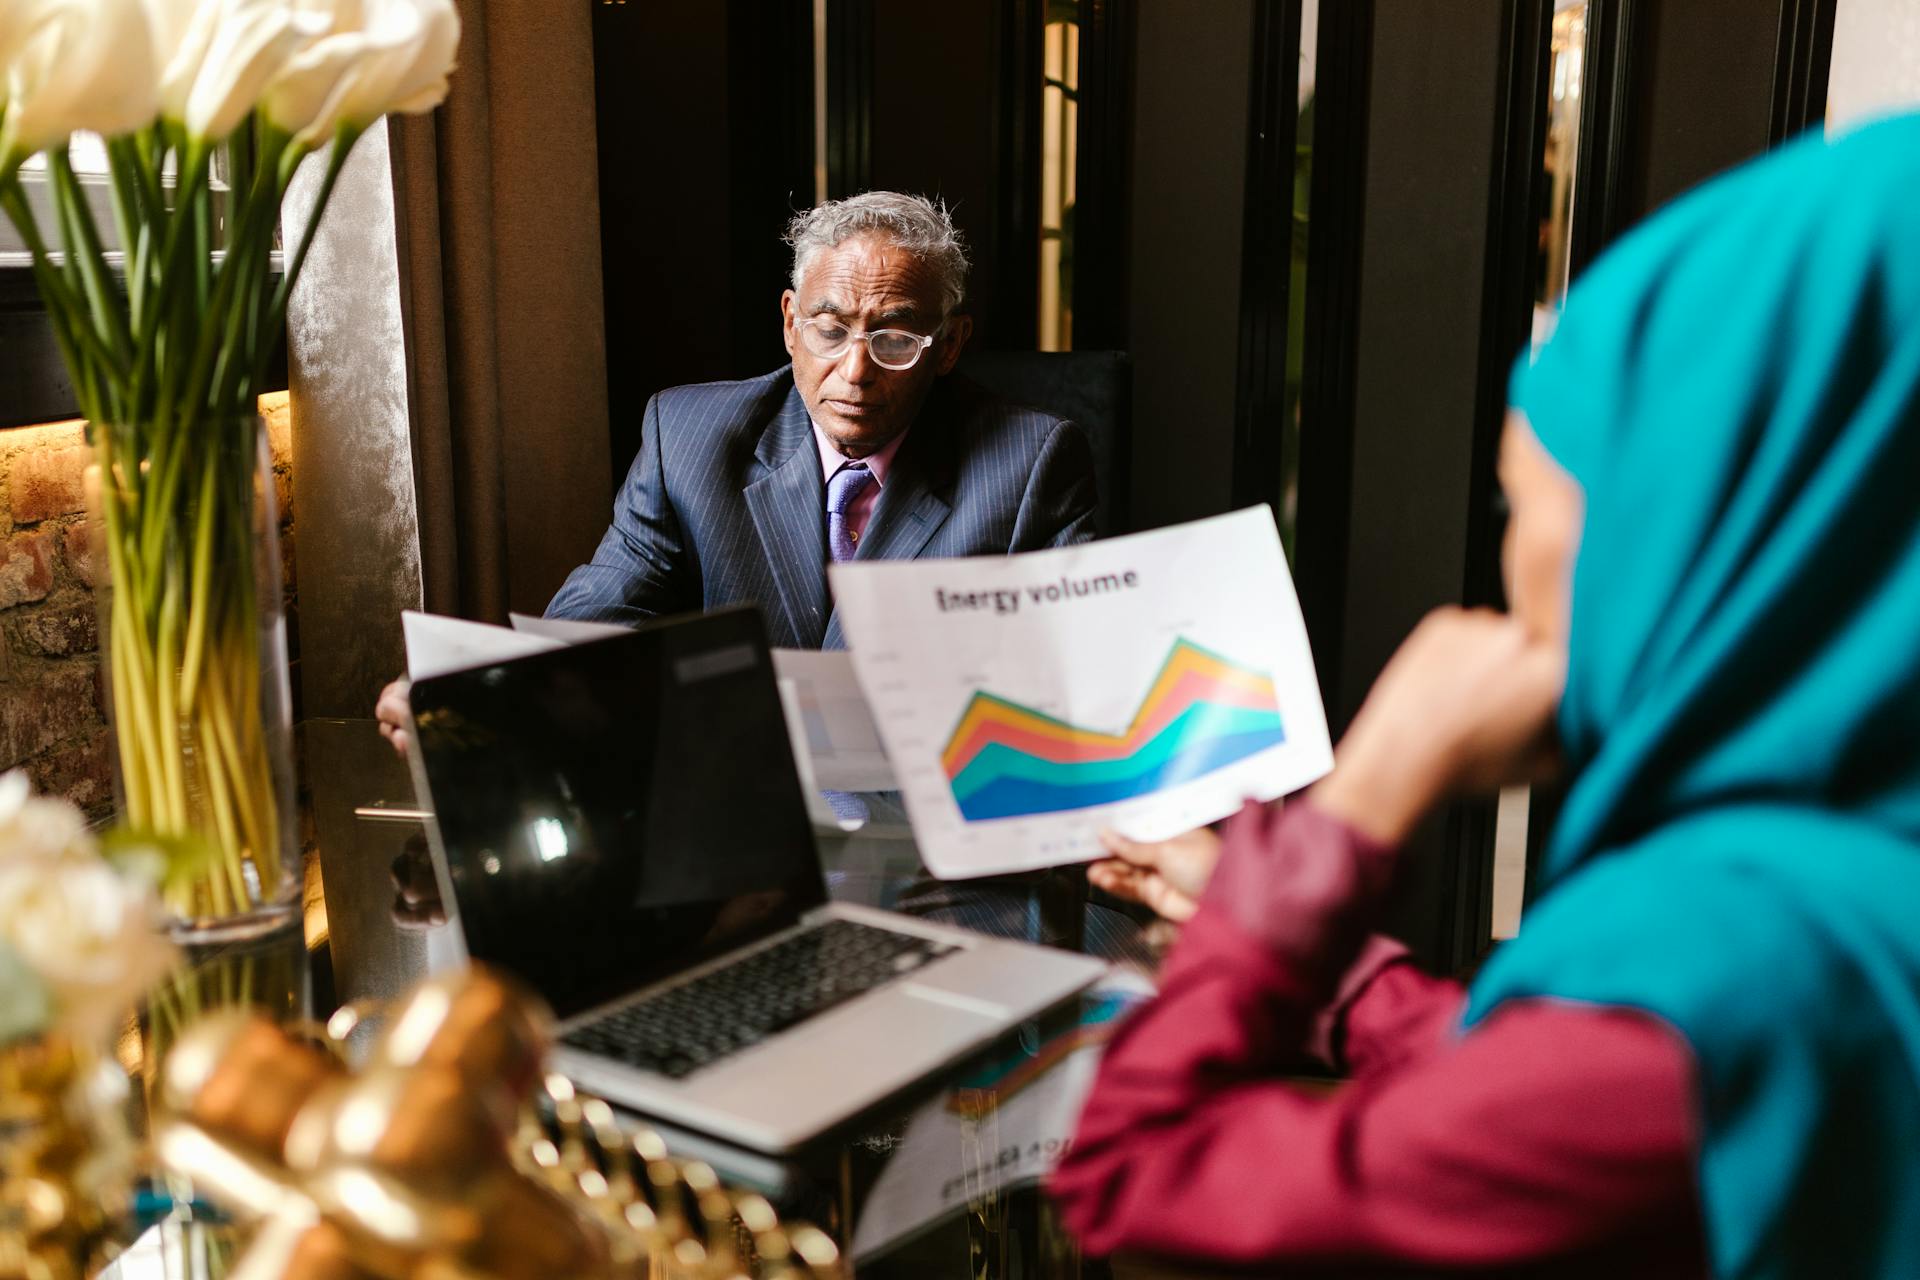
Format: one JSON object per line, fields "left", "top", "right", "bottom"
{"left": 544, "top": 366, "right": 1099, "bottom": 649}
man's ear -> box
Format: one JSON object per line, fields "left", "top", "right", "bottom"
{"left": 779, "top": 290, "right": 798, "bottom": 357}
{"left": 935, "top": 313, "right": 974, "bottom": 375}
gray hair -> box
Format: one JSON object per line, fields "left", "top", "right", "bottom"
{"left": 785, "top": 192, "right": 970, "bottom": 317}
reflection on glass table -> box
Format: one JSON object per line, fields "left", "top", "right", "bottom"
{"left": 332, "top": 760, "right": 1158, "bottom": 1278}
{"left": 733, "top": 810, "right": 1156, "bottom": 1279}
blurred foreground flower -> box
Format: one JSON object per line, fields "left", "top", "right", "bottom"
{"left": 0, "top": 771, "right": 178, "bottom": 1049}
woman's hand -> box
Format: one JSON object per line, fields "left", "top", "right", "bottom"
{"left": 1087, "top": 826, "right": 1224, "bottom": 923}
{"left": 376, "top": 676, "right": 413, "bottom": 757}
{"left": 1313, "top": 606, "right": 1564, "bottom": 845}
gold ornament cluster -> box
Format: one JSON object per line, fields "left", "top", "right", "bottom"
{"left": 0, "top": 1036, "right": 137, "bottom": 1280}
{"left": 151, "top": 967, "right": 842, "bottom": 1280}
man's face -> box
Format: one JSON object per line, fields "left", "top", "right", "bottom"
{"left": 780, "top": 233, "right": 973, "bottom": 457}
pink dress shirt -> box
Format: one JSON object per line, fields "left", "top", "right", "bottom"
{"left": 1050, "top": 801, "right": 1708, "bottom": 1277}
{"left": 814, "top": 423, "right": 908, "bottom": 549}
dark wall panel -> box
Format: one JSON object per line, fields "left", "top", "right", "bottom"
{"left": 1626, "top": 0, "right": 1783, "bottom": 220}
{"left": 855, "top": 1, "right": 1040, "bottom": 350}
{"left": 1125, "top": 0, "right": 1255, "bottom": 532}
{"left": 867, "top": 7, "right": 1003, "bottom": 326}
{"left": 1338, "top": 4, "right": 1503, "bottom": 724}
{"left": 592, "top": 2, "right": 812, "bottom": 484}
{"left": 594, "top": 4, "right": 734, "bottom": 484}
{"left": 1334, "top": 0, "right": 1508, "bottom": 969}
{"left": 0, "top": 310, "right": 80, "bottom": 429}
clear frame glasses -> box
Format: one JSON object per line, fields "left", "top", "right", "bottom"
{"left": 795, "top": 317, "right": 942, "bottom": 371}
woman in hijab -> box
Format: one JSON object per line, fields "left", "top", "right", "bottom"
{"left": 1051, "top": 112, "right": 1920, "bottom": 1278}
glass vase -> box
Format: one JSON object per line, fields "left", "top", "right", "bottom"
{"left": 89, "top": 414, "right": 298, "bottom": 931}
{"left": 88, "top": 414, "right": 307, "bottom": 1048}
{"left": 145, "top": 883, "right": 308, "bottom": 1280}
{"left": 90, "top": 414, "right": 306, "bottom": 1279}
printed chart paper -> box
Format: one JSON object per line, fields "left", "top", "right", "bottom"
{"left": 830, "top": 507, "right": 1332, "bottom": 878}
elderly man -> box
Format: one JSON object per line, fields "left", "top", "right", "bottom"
{"left": 378, "top": 191, "right": 1097, "bottom": 752}
{"left": 543, "top": 190, "right": 1098, "bottom": 645}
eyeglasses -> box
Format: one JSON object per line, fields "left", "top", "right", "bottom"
{"left": 795, "top": 317, "right": 942, "bottom": 371}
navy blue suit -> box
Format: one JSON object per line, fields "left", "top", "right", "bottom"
{"left": 545, "top": 366, "right": 1099, "bottom": 649}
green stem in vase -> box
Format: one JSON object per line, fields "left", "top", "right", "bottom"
{"left": 154, "top": 564, "right": 187, "bottom": 836}
{"left": 0, "top": 180, "right": 107, "bottom": 419}
{"left": 177, "top": 445, "right": 220, "bottom": 714}
{"left": 127, "top": 139, "right": 209, "bottom": 423}
{"left": 48, "top": 151, "right": 134, "bottom": 398}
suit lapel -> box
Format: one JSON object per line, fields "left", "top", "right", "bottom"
{"left": 821, "top": 384, "right": 959, "bottom": 650}
{"left": 745, "top": 390, "right": 831, "bottom": 649}
{"left": 856, "top": 380, "right": 959, "bottom": 564}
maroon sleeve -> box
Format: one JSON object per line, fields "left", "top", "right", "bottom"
{"left": 1050, "top": 802, "right": 1703, "bottom": 1272}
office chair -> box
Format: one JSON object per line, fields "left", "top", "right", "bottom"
{"left": 955, "top": 349, "right": 1133, "bottom": 536}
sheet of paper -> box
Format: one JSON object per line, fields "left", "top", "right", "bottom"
{"left": 776, "top": 678, "right": 864, "bottom": 832}
{"left": 770, "top": 648, "right": 896, "bottom": 792}
{"left": 402, "top": 611, "right": 562, "bottom": 681}
{"left": 829, "top": 507, "right": 1333, "bottom": 879}
{"left": 507, "top": 611, "right": 632, "bottom": 642}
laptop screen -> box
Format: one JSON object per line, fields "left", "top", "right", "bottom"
{"left": 408, "top": 608, "right": 829, "bottom": 1021}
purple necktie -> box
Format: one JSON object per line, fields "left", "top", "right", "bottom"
{"left": 826, "top": 462, "right": 873, "bottom": 563}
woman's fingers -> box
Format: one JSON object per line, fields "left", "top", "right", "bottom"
{"left": 1088, "top": 857, "right": 1144, "bottom": 898}
{"left": 1134, "top": 872, "right": 1200, "bottom": 923}
{"left": 1098, "top": 828, "right": 1162, "bottom": 870}
{"left": 1088, "top": 852, "right": 1204, "bottom": 924}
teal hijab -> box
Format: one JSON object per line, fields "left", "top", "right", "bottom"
{"left": 1464, "top": 113, "right": 1920, "bottom": 1278}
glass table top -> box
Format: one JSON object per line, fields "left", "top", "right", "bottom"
{"left": 303, "top": 717, "right": 1160, "bottom": 1278}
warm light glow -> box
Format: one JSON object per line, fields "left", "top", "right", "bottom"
{"left": 4, "top": 419, "right": 85, "bottom": 451}
{"left": 304, "top": 853, "right": 329, "bottom": 950}
{"left": 381, "top": 984, "right": 453, "bottom": 1066}
{"left": 156, "top": 1123, "right": 316, "bottom": 1220}
{"left": 10, "top": 391, "right": 288, "bottom": 438}
{"left": 333, "top": 1091, "right": 392, "bottom": 1154}
{"left": 317, "top": 1167, "right": 424, "bottom": 1243}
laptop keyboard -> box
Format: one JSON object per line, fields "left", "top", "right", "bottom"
{"left": 561, "top": 919, "right": 960, "bottom": 1079}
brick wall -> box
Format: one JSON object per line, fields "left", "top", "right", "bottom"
{"left": 0, "top": 394, "right": 296, "bottom": 820}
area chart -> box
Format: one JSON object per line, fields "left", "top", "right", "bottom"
{"left": 940, "top": 639, "right": 1287, "bottom": 822}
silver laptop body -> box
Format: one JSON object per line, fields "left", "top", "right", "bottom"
{"left": 406, "top": 607, "right": 1104, "bottom": 1154}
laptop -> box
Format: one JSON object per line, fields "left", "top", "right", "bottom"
{"left": 404, "top": 606, "right": 1106, "bottom": 1153}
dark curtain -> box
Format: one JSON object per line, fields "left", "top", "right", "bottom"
{"left": 389, "top": 0, "right": 613, "bottom": 623}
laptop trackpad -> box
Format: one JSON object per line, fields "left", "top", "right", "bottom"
{"left": 901, "top": 945, "right": 1039, "bottom": 1016}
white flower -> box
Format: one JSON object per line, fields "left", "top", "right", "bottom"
{"left": 0, "top": 0, "right": 43, "bottom": 82}
{"left": 0, "top": 856, "right": 173, "bottom": 1046}
{"left": 0, "top": 769, "right": 97, "bottom": 864}
{"left": 256, "top": 17, "right": 372, "bottom": 142}
{"left": 151, "top": 0, "right": 330, "bottom": 142}
{"left": 1, "top": 0, "right": 159, "bottom": 161}
{"left": 261, "top": 0, "right": 457, "bottom": 146}
{"left": 0, "top": 769, "right": 28, "bottom": 824}
{"left": 0, "top": 941, "right": 53, "bottom": 1044}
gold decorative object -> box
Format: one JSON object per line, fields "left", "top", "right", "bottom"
{"left": 0, "top": 1035, "right": 138, "bottom": 1280}
{"left": 516, "top": 1073, "right": 842, "bottom": 1280}
{"left": 153, "top": 967, "right": 842, "bottom": 1280}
